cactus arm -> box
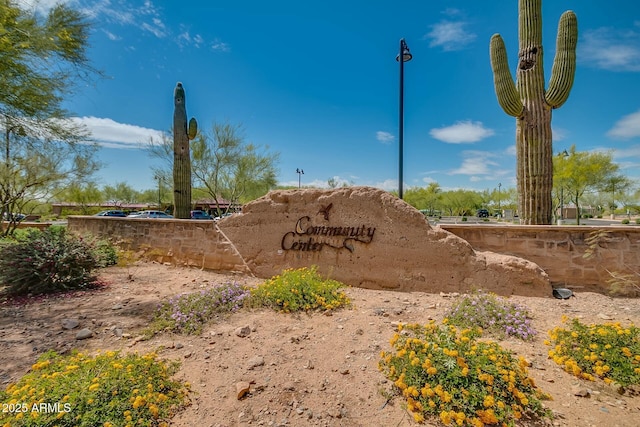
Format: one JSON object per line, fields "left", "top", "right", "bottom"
{"left": 545, "top": 11, "right": 577, "bottom": 108}
{"left": 188, "top": 118, "right": 198, "bottom": 140}
{"left": 490, "top": 34, "right": 524, "bottom": 117}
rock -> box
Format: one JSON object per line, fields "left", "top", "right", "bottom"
{"left": 235, "top": 325, "right": 251, "bottom": 337}
{"left": 283, "top": 382, "right": 295, "bottom": 391}
{"left": 111, "top": 303, "right": 124, "bottom": 310}
{"left": 217, "top": 187, "right": 551, "bottom": 297}
{"left": 75, "top": 328, "right": 93, "bottom": 340}
{"left": 61, "top": 319, "right": 80, "bottom": 330}
{"left": 175, "top": 342, "right": 184, "bottom": 349}
{"left": 236, "top": 381, "right": 251, "bottom": 399}
{"left": 574, "top": 388, "right": 591, "bottom": 398}
{"left": 247, "top": 356, "right": 265, "bottom": 369}
{"left": 114, "top": 328, "right": 123, "bottom": 337}
{"left": 597, "top": 313, "right": 614, "bottom": 320}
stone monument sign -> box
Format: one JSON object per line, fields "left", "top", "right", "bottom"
{"left": 218, "top": 187, "right": 551, "bottom": 297}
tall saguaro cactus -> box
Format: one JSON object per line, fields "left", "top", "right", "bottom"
{"left": 172, "top": 82, "right": 198, "bottom": 219}
{"left": 490, "top": 0, "right": 577, "bottom": 224}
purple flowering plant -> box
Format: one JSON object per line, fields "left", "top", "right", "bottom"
{"left": 445, "top": 292, "right": 537, "bottom": 341}
{"left": 147, "top": 282, "right": 250, "bottom": 336}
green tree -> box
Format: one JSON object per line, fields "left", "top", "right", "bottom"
{"left": 404, "top": 183, "right": 442, "bottom": 215}
{"left": 554, "top": 145, "right": 620, "bottom": 225}
{"left": 0, "top": 1, "right": 100, "bottom": 236}
{"left": 54, "top": 182, "right": 103, "bottom": 214}
{"left": 102, "top": 182, "right": 140, "bottom": 205}
{"left": 439, "top": 189, "right": 483, "bottom": 217}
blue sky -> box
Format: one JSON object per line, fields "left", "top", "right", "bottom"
{"left": 29, "top": 0, "right": 640, "bottom": 193}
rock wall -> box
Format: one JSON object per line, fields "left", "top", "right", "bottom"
{"left": 218, "top": 187, "right": 550, "bottom": 296}
{"left": 441, "top": 224, "right": 640, "bottom": 294}
{"left": 67, "top": 216, "right": 250, "bottom": 274}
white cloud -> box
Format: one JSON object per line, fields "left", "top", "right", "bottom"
{"left": 607, "top": 110, "right": 640, "bottom": 139}
{"left": 72, "top": 116, "right": 165, "bottom": 149}
{"left": 552, "top": 126, "right": 568, "bottom": 141}
{"left": 211, "top": 38, "right": 231, "bottom": 52}
{"left": 424, "top": 20, "right": 476, "bottom": 51}
{"left": 449, "top": 151, "right": 499, "bottom": 176}
{"left": 430, "top": 120, "right": 494, "bottom": 143}
{"left": 376, "top": 131, "right": 395, "bottom": 144}
{"left": 579, "top": 27, "right": 640, "bottom": 72}
{"left": 102, "top": 29, "right": 120, "bottom": 41}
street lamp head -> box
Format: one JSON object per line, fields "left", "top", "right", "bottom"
{"left": 396, "top": 39, "right": 412, "bottom": 62}
{"left": 561, "top": 149, "right": 569, "bottom": 158}
{"left": 296, "top": 168, "right": 304, "bottom": 174}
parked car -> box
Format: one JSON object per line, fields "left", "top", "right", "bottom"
{"left": 127, "top": 210, "right": 174, "bottom": 219}
{"left": 95, "top": 210, "right": 127, "bottom": 217}
{"left": 190, "top": 210, "right": 213, "bottom": 220}
{"left": 476, "top": 209, "right": 490, "bottom": 218}
{"left": 2, "top": 212, "right": 26, "bottom": 222}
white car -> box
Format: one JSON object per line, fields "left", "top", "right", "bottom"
{"left": 127, "top": 210, "right": 174, "bottom": 219}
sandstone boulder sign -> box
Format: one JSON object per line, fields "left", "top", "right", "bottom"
{"left": 218, "top": 187, "right": 551, "bottom": 297}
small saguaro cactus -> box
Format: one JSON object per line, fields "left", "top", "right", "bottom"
{"left": 490, "top": 0, "right": 577, "bottom": 225}
{"left": 172, "top": 82, "right": 198, "bottom": 219}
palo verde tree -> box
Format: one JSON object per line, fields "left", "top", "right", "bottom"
{"left": 490, "top": 0, "right": 578, "bottom": 224}
{"left": 554, "top": 146, "right": 620, "bottom": 225}
{"left": 172, "top": 82, "right": 198, "bottom": 219}
{"left": 0, "top": 1, "right": 100, "bottom": 236}
{"left": 149, "top": 122, "right": 279, "bottom": 214}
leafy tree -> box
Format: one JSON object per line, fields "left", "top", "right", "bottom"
{"left": 600, "top": 175, "right": 634, "bottom": 213}
{"left": 439, "top": 189, "right": 483, "bottom": 216}
{"left": 102, "top": 182, "right": 140, "bottom": 206}
{"left": 404, "top": 183, "right": 442, "bottom": 214}
{"left": 150, "top": 122, "right": 279, "bottom": 213}
{"left": 554, "top": 145, "right": 620, "bottom": 225}
{"left": 0, "top": 1, "right": 100, "bottom": 235}
{"left": 54, "top": 182, "right": 103, "bottom": 214}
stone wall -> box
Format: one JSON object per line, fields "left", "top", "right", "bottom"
{"left": 440, "top": 224, "right": 640, "bottom": 294}
{"left": 67, "top": 216, "right": 251, "bottom": 274}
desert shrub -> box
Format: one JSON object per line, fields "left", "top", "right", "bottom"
{"left": 546, "top": 317, "right": 640, "bottom": 388}
{"left": 249, "top": 266, "right": 351, "bottom": 312}
{"left": 147, "top": 282, "right": 250, "bottom": 336}
{"left": 379, "top": 322, "right": 551, "bottom": 426}
{"left": 0, "top": 350, "right": 189, "bottom": 427}
{"left": 621, "top": 218, "right": 630, "bottom": 224}
{"left": 461, "top": 216, "right": 468, "bottom": 222}
{"left": 636, "top": 218, "right": 640, "bottom": 225}
{"left": 0, "top": 228, "right": 101, "bottom": 296}
{"left": 445, "top": 292, "right": 537, "bottom": 340}
{"left": 89, "top": 237, "right": 118, "bottom": 268}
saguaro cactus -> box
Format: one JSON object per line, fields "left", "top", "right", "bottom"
{"left": 490, "top": 0, "right": 577, "bottom": 224}
{"left": 172, "top": 82, "right": 198, "bottom": 219}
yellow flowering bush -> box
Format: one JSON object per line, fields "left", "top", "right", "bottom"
{"left": 249, "top": 266, "right": 351, "bottom": 313}
{"left": 0, "top": 350, "right": 189, "bottom": 427}
{"left": 379, "top": 322, "right": 551, "bottom": 426}
{"left": 546, "top": 317, "right": 640, "bottom": 387}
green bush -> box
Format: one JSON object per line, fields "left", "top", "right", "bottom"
{"left": 445, "top": 292, "right": 537, "bottom": 341}
{"left": 0, "top": 228, "right": 101, "bottom": 296}
{"left": 621, "top": 219, "right": 630, "bottom": 225}
{"left": 636, "top": 218, "right": 640, "bottom": 225}
{"left": 0, "top": 350, "right": 189, "bottom": 427}
{"left": 249, "top": 266, "right": 351, "bottom": 312}
{"left": 546, "top": 318, "right": 640, "bottom": 387}
{"left": 89, "top": 237, "right": 118, "bottom": 268}
{"left": 461, "top": 216, "right": 468, "bottom": 222}
{"left": 146, "top": 282, "right": 250, "bottom": 336}
{"left": 379, "top": 322, "right": 551, "bottom": 425}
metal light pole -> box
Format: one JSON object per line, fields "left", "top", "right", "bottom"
{"left": 296, "top": 168, "right": 304, "bottom": 188}
{"left": 558, "top": 150, "right": 569, "bottom": 222}
{"left": 154, "top": 174, "right": 162, "bottom": 208}
{"left": 396, "top": 38, "right": 412, "bottom": 199}
{"left": 497, "top": 182, "right": 502, "bottom": 212}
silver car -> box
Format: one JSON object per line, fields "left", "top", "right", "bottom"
{"left": 127, "top": 210, "right": 174, "bottom": 219}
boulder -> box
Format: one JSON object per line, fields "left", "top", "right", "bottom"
{"left": 218, "top": 186, "right": 550, "bottom": 297}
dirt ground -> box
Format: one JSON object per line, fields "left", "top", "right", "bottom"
{"left": 1, "top": 262, "right": 640, "bottom": 427}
